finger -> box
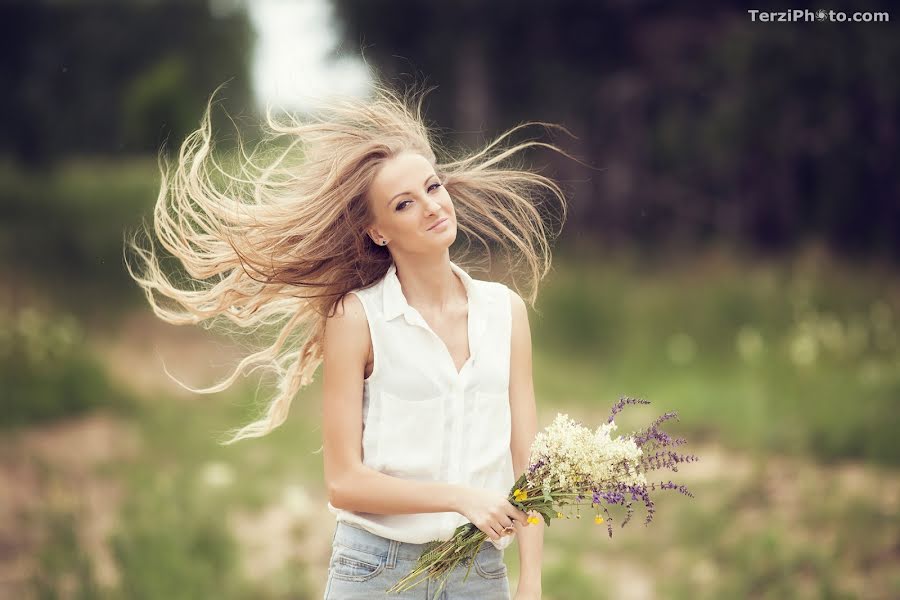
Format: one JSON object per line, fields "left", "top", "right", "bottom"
{"left": 506, "top": 506, "right": 523, "bottom": 524}
{"left": 509, "top": 501, "right": 526, "bottom": 518}
{"left": 510, "top": 504, "right": 527, "bottom": 519}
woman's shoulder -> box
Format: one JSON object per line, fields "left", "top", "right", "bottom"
{"left": 471, "top": 277, "right": 512, "bottom": 305}
{"left": 474, "top": 279, "right": 528, "bottom": 322}
{"left": 346, "top": 272, "right": 388, "bottom": 300}
{"left": 324, "top": 292, "right": 370, "bottom": 354}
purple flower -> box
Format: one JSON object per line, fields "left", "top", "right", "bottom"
{"left": 607, "top": 395, "right": 651, "bottom": 424}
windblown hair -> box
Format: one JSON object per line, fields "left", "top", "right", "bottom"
{"left": 124, "top": 78, "right": 572, "bottom": 445}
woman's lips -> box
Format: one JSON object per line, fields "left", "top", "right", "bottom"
{"left": 427, "top": 217, "right": 448, "bottom": 230}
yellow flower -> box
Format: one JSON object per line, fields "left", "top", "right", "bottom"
{"left": 513, "top": 488, "right": 528, "bottom": 502}
{"left": 527, "top": 515, "right": 540, "bottom": 525}
{"left": 556, "top": 512, "right": 564, "bottom": 518}
{"left": 595, "top": 515, "right": 604, "bottom": 524}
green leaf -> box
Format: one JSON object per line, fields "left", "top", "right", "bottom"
{"left": 534, "top": 506, "right": 556, "bottom": 527}
{"left": 508, "top": 473, "right": 529, "bottom": 499}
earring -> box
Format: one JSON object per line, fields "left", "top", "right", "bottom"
{"left": 381, "top": 240, "right": 387, "bottom": 245}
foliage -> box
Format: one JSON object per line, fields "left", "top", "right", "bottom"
{"left": 0, "top": 307, "right": 137, "bottom": 428}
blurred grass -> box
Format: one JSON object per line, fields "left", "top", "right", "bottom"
{"left": 0, "top": 307, "right": 139, "bottom": 429}
{"left": 532, "top": 246, "right": 900, "bottom": 467}
{"left": 109, "top": 474, "right": 243, "bottom": 600}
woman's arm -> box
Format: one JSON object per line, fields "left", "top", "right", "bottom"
{"left": 330, "top": 464, "right": 469, "bottom": 515}
{"left": 322, "top": 292, "right": 466, "bottom": 515}
{"left": 508, "top": 288, "right": 544, "bottom": 596}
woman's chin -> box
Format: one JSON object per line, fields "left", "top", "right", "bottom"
{"left": 439, "top": 227, "right": 458, "bottom": 246}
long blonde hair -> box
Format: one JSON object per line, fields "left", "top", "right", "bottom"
{"left": 124, "top": 78, "right": 573, "bottom": 445}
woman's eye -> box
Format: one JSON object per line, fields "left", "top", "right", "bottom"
{"left": 395, "top": 184, "right": 440, "bottom": 211}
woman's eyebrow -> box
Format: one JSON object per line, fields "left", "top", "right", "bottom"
{"left": 388, "top": 174, "right": 437, "bottom": 206}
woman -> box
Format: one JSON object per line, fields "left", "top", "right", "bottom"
{"left": 126, "top": 78, "right": 570, "bottom": 599}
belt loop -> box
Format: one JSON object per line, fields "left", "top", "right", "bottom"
{"left": 386, "top": 539, "right": 399, "bottom": 568}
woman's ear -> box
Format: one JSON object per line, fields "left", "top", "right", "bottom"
{"left": 367, "top": 229, "right": 387, "bottom": 245}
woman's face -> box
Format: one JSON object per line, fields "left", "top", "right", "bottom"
{"left": 366, "top": 151, "right": 456, "bottom": 253}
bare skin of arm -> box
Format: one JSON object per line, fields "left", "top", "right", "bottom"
{"left": 507, "top": 288, "right": 544, "bottom": 594}
{"left": 321, "top": 292, "right": 527, "bottom": 538}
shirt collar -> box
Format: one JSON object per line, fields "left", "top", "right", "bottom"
{"left": 382, "top": 260, "right": 479, "bottom": 322}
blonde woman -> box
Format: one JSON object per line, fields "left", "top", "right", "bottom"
{"left": 126, "top": 79, "right": 571, "bottom": 599}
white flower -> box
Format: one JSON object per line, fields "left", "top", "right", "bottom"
{"left": 527, "top": 413, "right": 645, "bottom": 493}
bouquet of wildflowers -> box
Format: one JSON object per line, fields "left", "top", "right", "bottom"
{"left": 386, "top": 396, "right": 699, "bottom": 596}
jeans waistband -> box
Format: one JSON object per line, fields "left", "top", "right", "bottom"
{"left": 333, "top": 520, "right": 500, "bottom": 563}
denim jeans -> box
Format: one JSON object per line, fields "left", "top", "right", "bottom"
{"left": 324, "top": 520, "right": 511, "bottom": 599}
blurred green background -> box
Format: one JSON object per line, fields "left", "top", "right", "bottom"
{"left": 1, "top": 1, "right": 898, "bottom": 599}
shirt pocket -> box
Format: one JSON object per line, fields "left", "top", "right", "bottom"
{"left": 376, "top": 390, "right": 446, "bottom": 480}
{"left": 467, "top": 390, "right": 512, "bottom": 478}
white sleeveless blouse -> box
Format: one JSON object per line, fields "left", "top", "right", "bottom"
{"left": 327, "top": 259, "right": 517, "bottom": 551}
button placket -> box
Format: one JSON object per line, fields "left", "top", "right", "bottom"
{"left": 442, "top": 373, "right": 466, "bottom": 537}
{"left": 447, "top": 375, "right": 466, "bottom": 485}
